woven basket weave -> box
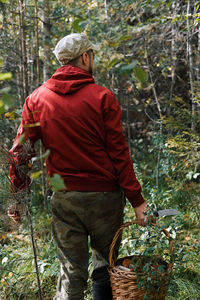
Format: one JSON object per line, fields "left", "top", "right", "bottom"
{"left": 108, "top": 221, "right": 173, "bottom": 300}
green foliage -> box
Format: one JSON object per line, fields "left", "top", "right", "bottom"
{"left": 0, "top": 73, "right": 13, "bottom": 115}
{"left": 120, "top": 61, "right": 138, "bottom": 76}
{"left": 133, "top": 66, "right": 148, "bottom": 83}
{"left": 72, "top": 19, "right": 88, "bottom": 33}
{"left": 48, "top": 174, "right": 66, "bottom": 191}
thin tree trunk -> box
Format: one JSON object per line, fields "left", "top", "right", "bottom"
{"left": 186, "top": 0, "right": 195, "bottom": 131}
{"left": 104, "top": 0, "right": 108, "bottom": 20}
{"left": 39, "top": 0, "right": 50, "bottom": 209}
{"left": 126, "top": 95, "right": 132, "bottom": 154}
{"left": 198, "top": 25, "right": 200, "bottom": 82}
{"left": 18, "top": 0, "right": 29, "bottom": 98}
{"left": 35, "top": 0, "right": 41, "bottom": 86}
{"left": 170, "top": 1, "right": 178, "bottom": 103}
{"left": 18, "top": 10, "right": 24, "bottom": 104}
{"left": 42, "top": 0, "right": 51, "bottom": 82}
{"left": 28, "top": 34, "right": 34, "bottom": 90}
{"left": 30, "top": 33, "right": 34, "bottom": 89}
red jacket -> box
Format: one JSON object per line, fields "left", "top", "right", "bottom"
{"left": 9, "top": 65, "right": 145, "bottom": 208}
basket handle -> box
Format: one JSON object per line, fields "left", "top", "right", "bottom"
{"left": 109, "top": 220, "right": 174, "bottom": 270}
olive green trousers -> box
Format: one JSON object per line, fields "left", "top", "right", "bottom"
{"left": 51, "top": 189, "right": 125, "bottom": 300}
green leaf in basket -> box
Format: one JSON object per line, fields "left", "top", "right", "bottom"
{"left": 151, "top": 271, "right": 157, "bottom": 276}
{"left": 158, "top": 265, "right": 166, "bottom": 273}
{"left": 143, "top": 263, "right": 150, "bottom": 273}
{"left": 143, "top": 246, "right": 156, "bottom": 256}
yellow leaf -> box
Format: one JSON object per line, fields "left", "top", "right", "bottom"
{"left": 31, "top": 170, "right": 42, "bottom": 180}
{"left": 28, "top": 163, "right": 33, "bottom": 169}
{"left": 8, "top": 272, "right": 13, "bottom": 278}
{"left": 184, "top": 214, "right": 189, "bottom": 221}
{"left": 185, "top": 236, "right": 191, "bottom": 241}
{"left": 4, "top": 111, "right": 15, "bottom": 120}
{"left": 0, "top": 72, "right": 12, "bottom": 81}
{"left": 1, "top": 278, "right": 7, "bottom": 285}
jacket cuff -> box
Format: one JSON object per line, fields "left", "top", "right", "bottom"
{"left": 127, "top": 192, "right": 145, "bottom": 208}
{"left": 10, "top": 175, "right": 31, "bottom": 193}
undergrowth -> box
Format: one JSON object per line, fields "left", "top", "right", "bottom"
{"left": 0, "top": 198, "right": 199, "bottom": 299}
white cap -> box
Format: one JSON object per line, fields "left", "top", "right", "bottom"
{"left": 53, "top": 33, "right": 99, "bottom": 65}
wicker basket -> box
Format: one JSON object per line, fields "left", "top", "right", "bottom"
{"left": 108, "top": 221, "right": 174, "bottom": 300}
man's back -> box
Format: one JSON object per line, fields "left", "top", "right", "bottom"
{"left": 27, "top": 65, "right": 120, "bottom": 191}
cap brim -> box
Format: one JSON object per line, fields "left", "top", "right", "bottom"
{"left": 91, "top": 44, "right": 101, "bottom": 52}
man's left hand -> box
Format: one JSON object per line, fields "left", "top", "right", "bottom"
{"left": 7, "top": 204, "right": 21, "bottom": 223}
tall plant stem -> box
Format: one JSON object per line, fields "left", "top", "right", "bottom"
{"left": 26, "top": 192, "right": 43, "bottom": 300}
{"left": 145, "top": 50, "right": 163, "bottom": 188}
{"left": 126, "top": 95, "right": 132, "bottom": 154}
{"left": 40, "top": 141, "right": 47, "bottom": 209}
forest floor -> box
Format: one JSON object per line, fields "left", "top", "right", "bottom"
{"left": 0, "top": 203, "right": 199, "bottom": 300}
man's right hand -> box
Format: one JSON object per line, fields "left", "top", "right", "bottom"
{"left": 134, "top": 201, "right": 147, "bottom": 226}
{"left": 134, "top": 201, "right": 156, "bottom": 226}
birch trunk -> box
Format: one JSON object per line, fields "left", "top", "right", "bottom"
{"left": 18, "top": 0, "right": 29, "bottom": 98}
{"left": 41, "top": 0, "right": 51, "bottom": 208}
{"left": 104, "top": 0, "right": 108, "bottom": 20}
{"left": 18, "top": 6, "right": 24, "bottom": 103}
{"left": 42, "top": 0, "right": 51, "bottom": 82}
{"left": 35, "top": 0, "right": 41, "bottom": 86}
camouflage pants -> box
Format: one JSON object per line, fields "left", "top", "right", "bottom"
{"left": 51, "top": 189, "right": 125, "bottom": 300}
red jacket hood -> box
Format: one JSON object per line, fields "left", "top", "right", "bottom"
{"left": 44, "top": 65, "right": 95, "bottom": 94}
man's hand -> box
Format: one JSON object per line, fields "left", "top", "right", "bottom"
{"left": 134, "top": 202, "right": 156, "bottom": 226}
{"left": 7, "top": 204, "right": 21, "bottom": 223}
{"left": 134, "top": 201, "right": 147, "bottom": 226}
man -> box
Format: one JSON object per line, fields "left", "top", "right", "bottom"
{"left": 8, "top": 33, "right": 147, "bottom": 300}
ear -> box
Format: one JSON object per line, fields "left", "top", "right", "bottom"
{"left": 81, "top": 52, "right": 88, "bottom": 65}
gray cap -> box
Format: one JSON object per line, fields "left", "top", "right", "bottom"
{"left": 54, "top": 33, "right": 99, "bottom": 65}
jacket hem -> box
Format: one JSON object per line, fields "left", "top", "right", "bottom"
{"left": 62, "top": 178, "right": 119, "bottom": 192}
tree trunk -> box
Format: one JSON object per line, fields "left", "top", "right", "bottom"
{"left": 170, "top": 1, "right": 178, "bottom": 102}
{"left": 35, "top": 0, "right": 41, "bottom": 86}
{"left": 104, "top": 0, "right": 108, "bottom": 20}
{"left": 198, "top": 24, "right": 200, "bottom": 82}
{"left": 186, "top": 0, "right": 195, "bottom": 131}
{"left": 42, "top": 0, "right": 51, "bottom": 82}
{"left": 41, "top": 0, "right": 51, "bottom": 209}
{"left": 18, "top": 0, "right": 29, "bottom": 98}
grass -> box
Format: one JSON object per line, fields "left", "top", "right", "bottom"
{"left": 0, "top": 200, "right": 199, "bottom": 300}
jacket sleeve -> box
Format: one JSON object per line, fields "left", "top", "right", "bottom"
{"left": 8, "top": 96, "right": 41, "bottom": 192}
{"left": 103, "top": 92, "right": 145, "bottom": 208}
